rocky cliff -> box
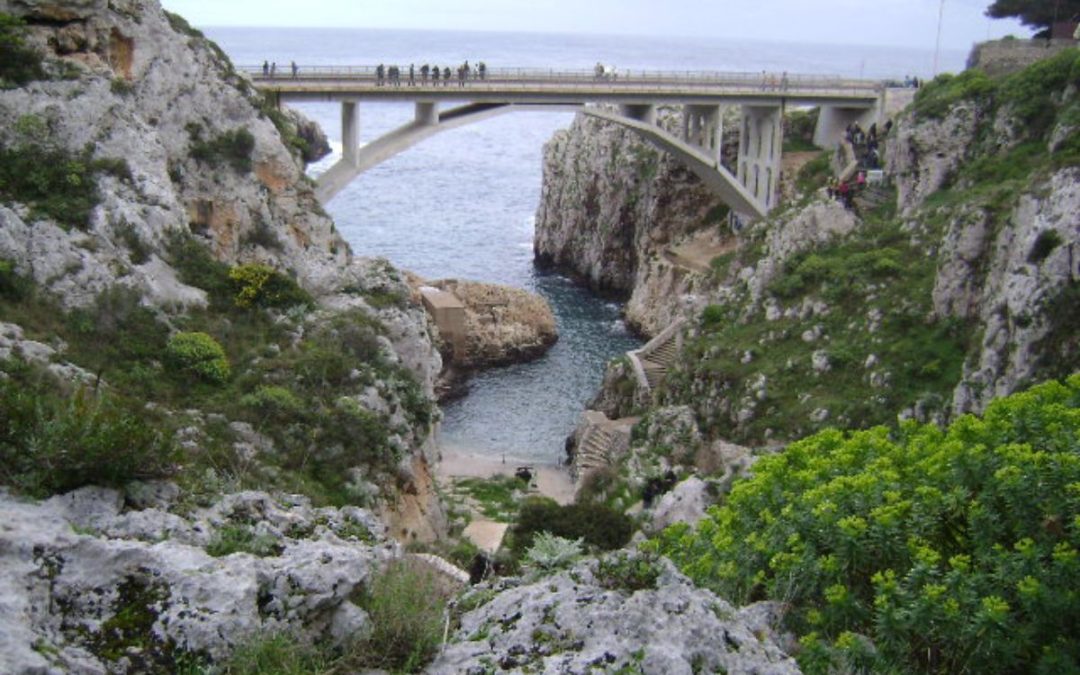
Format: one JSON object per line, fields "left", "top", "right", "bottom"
{"left": 534, "top": 109, "right": 732, "bottom": 336}
{"left": 536, "top": 53, "right": 1079, "bottom": 449}
{"left": 0, "top": 0, "right": 446, "bottom": 539}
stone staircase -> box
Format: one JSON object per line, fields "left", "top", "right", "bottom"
{"left": 640, "top": 332, "right": 680, "bottom": 389}
{"left": 575, "top": 425, "right": 617, "bottom": 474}
{"left": 627, "top": 318, "right": 686, "bottom": 394}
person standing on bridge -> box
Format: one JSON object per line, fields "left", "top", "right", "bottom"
{"left": 479, "top": 62, "right": 486, "bottom": 80}
{"left": 420, "top": 64, "right": 429, "bottom": 83}
{"left": 443, "top": 66, "right": 451, "bottom": 86}
{"left": 409, "top": 64, "right": 415, "bottom": 86}
{"left": 270, "top": 62, "right": 276, "bottom": 78}
{"left": 290, "top": 61, "right": 298, "bottom": 78}
{"left": 262, "top": 60, "right": 269, "bottom": 76}
{"left": 432, "top": 65, "right": 440, "bottom": 85}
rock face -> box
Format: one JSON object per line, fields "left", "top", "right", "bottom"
{"left": 538, "top": 80, "right": 1078, "bottom": 442}
{"left": 0, "top": 0, "right": 349, "bottom": 303}
{"left": 0, "top": 0, "right": 448, "bottom": 539}
{"left": 429, "top": 278, "right": 558, "bottom": 369}
{"left": 430, "top": 555, "right": 801, "bottom": 675}
{"left": 534, "top": 110, "right": 730, "bottom": 336}
{"left": 886, "top": 103, "right": 1080, "bottom": 415}
{"left": 0, "top": 486, "right": 395, "bottom": 674}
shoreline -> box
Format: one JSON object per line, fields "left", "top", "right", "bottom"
{"left": 435, "top": 446, "right": 576, "bottom": 505}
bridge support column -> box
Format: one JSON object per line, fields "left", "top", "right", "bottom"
{"left": 415, "top": 101, "right": 438, "bottom": 126}
{"left": 682, "top": 104, "right": 722, "bottom": 164}
{"left": 341, "top": 100, "right": 360, "bottom": 168}
{"left": 737, "top": 105, "right": 784, "bottom": 212}
{"left": 813, "top": 105, "right": 877, "bottom": 148}
{"left": 619, "top": 104, "right": 656, "bottom": 126}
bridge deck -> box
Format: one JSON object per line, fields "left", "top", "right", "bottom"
{"left": 248, "top": 65, "right": 882, "bottom": 107}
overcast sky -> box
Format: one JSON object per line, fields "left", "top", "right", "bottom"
{"left": 160, "top": 0, "right": 1029, "bottom": 51}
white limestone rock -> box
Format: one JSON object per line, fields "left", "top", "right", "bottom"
{"left": 430, "top": 555, "right": 801, "bottom": 674}
{"left": 647, "top": 476, "right": 711, "bottom": 533}
{"left": 0, "top": 487, "right": 394, "bottom": 675}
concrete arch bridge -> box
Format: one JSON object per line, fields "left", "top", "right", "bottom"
{"left": 251, "top": 65, "right": 894, "bottom": 220}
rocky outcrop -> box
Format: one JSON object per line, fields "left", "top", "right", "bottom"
{"left": 0, "top": 486, "right": 395, "bottom": 674}
{"left": 534, "top": 110, "right": 730, "bottom": 336}
{"left": 430, "top": 554, "right": 801, "bottom": 674}
{"left": 0, "top": 0, "right": 347, "bottom": 303}
{"left": 429, "top": 278, "right": 558, "bottom": 369}
{"left": 0, "top": 0, "right": 447, "bottom": 540}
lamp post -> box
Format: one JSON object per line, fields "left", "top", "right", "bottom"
{"left": 933, "top": 0, "right": 946, "bottom": 76}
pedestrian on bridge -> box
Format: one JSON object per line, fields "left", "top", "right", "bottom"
{"left": 376, "top": 63, "right": 385, "bottom": 86}
{"left": 458, "top": 64, "right": 467, "bottom": 87}
{"left": 443, "top": 66, "right": 451, "bottom": 86}
{"left": 409, "top": 64, "right": 415, "bottom": 86}
{"left": 478, "top": 62, "right": 486, "bottom": 80}
{"left": 270, "top": 62, "right": 276, "bottom": 78}
{"left": 420, "top": 64, "right": 430, "bottom": 83}
{"left": 290, "top": 61, "right": 298, "bottom": 78}
{"left": 431, "top": 65, "right": 439, "bottom": 85}
{"left": 262, "top": 60, "right": 269, "bottom": 76}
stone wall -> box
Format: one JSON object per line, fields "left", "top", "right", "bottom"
{"left": 966, "top": 38, "right": 1077, "bottom": 77}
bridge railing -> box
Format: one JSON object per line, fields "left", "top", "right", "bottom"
{"left": 241, "top": 65, "right": 883, "bottom": 95}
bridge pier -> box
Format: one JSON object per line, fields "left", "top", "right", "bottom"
{"left": 415, "top": 101, "right": 439, "bottom": 126}
{"left": 618, "top": 104, "right": 656, "bottom": 126}
{"left": 813, "top": 105, "right": 877, "bottom": 148}
{"left": 737, "top": 105, "right": 784, "bottom": 212}
{"left": 682, "top": 104, "right": 722, "bottom": 163}
{"left": 341, "top": 100, "right": 360, "bottom": 168}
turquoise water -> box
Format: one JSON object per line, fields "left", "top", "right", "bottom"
{"left": 206, "top": 28, "right": 959, "bottom": 465}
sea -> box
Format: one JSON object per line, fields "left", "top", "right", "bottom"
{"left": 205, "top": 27, "right": 967, "bottom": 466}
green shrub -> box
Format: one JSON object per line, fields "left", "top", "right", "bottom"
{"left": 999, "top": 48, "right": 1079, "bottom": 135}
{"left": 240, "top": 385, "right": 306, "bottom": 424}
{"left": 221, "top": 632, "right": 333, "bottom": 675}
{"left": 652, "top": 375, "right": 1080, "bottom": 674}
{"left": 795, "top": 151, "right": 832, "bottom": 195}
{"left": 0, "top": 140, "right": 131, "bottom": 230}
{"left": 511, "top": 498, "right": 634, "bottom": 558}
{"left": 595, "top": 550, "right": 664, "bottom": 592}
{"left": 914, "top": 70, "right": 997, "bottom": 119}
{"left": 229, "top": 264, "right": 312, "bottom": 310}
{"left": 1029, "top": 229, "right": 1064, "bottom": 264}
{"left": 700, "top": 304, "right": 726, "bottom": 328}
{"left": 0, "top": 363, "right": 179, "bottom": 497}
{"left": 0, "top": 258, "right": 31, "bottom": 301}
{"left": 165, "top": 331, "right": 231, "bottom": 383}
{"left": 0, "top": 13, "right": 45, "bottom": 87}
{"left": 190, "top": 128, "right": 255, "bottom": 173}
{"left": 165, "top": 232, "right": 234, "bottom": 309}
{"left": 345, "top": 559, "right": 447, "bottom": 672}
{"left": 206, "top": 524, "right": 282, "bottom": 558}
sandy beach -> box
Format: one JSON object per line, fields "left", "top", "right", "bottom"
{"left": 435, "top": 447, "right": 577, "bottom": 505}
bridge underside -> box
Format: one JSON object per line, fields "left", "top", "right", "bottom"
{"left": 311, "top": 98, "right": 881, "bottom": 219}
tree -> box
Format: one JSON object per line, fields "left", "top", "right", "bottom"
{"left": 986, "top": 0, "right": 1080, "bottom": 36}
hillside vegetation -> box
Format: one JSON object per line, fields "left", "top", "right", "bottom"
{"left": 653, "top": 375, "right": 1080, "bottom": 674}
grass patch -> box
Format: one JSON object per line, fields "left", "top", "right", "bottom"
{"left": 452, "top": 474, "right": 526, "bottom": 521}
{"left": 344, "top": 559, "right": 448, "bottom": 673}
